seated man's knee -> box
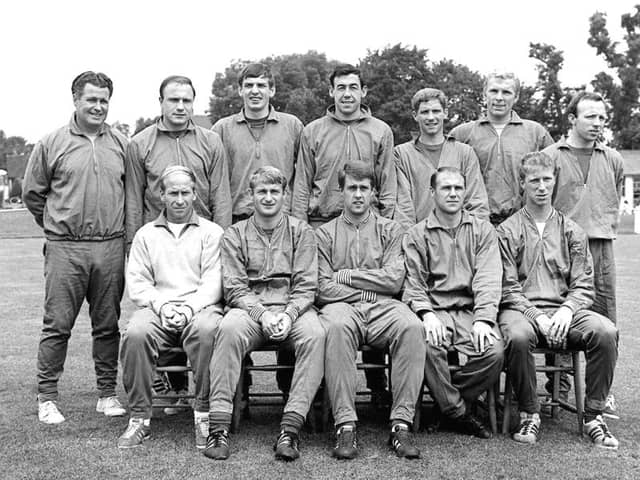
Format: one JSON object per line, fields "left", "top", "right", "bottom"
{"left": 123, "top": 310, "right": 156, "bottom": 344}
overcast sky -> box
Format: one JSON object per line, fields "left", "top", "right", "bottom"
{"left": 1, "top": 0, "right": 633, "bottom": 143}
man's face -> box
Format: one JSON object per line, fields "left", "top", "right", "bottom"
{"left": 413, "top": 99, "right": 447, "bottom": 138}
{"left": 161, "top": 173, "right": 196, "bottom": 223}
{"left": 432, "top": 171, "right": 465, "bottom": 215}
{"left": 252, "top": 182, "right": 285, "bottom": 219}
{"left": 521, "top": 166, "right": 555, "bottom": 209}
{"left": 342, "top": 175, "right": 373, "bottom": 218}
{"left": 569, "top": 99, "right": 607, "bottom": 144}
{"left": 74, "top": 83, "right": 111, "bottom": 133}
{"left": 160, "top": 82, "right": 194, "bottom": 130}
{"left": 484, "top": 77, "right": 518, "bottom": 121}
{"left": 239, "top": 76, "right": 275, "bottom": 115}
{"left": 330, "top": 74, "right": 367, "bottom": 118}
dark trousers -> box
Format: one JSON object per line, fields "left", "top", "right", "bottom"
{"left": 37, "top": 238, "right": 124, "bottom": 401}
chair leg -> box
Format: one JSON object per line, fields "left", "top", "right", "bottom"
{"left": 502, "top": 372, "right": 513, "bottom": 435}
{"left": 572, "top": 352, "right": 584, "bottom": 434}
{"left": 488, "top": 384, "right": 497, "bottom": 434}
{"left": 552, "top": 354, "right": 560, "bottom": 419}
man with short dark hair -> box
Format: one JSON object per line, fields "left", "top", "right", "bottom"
{"left": 395, "top": 87, "right": 488, "bottom": 230}
{"left": 126, "top": 74, "right": 231, "bottom": 244}
{"left": 450, "top": 71, "right": 553, "bottom": 225}
{"left": 118, "top": 166, "right": 224, "bottom": 450}
{"left": 317, "top": 161, "right": 425, "bottom": 460}
{"left": 497, "top": 152, "right": 618, "bottom": 448}
{"left": 205, "top": 167, "right": 325, "bottom": 462}
{"left": 403, "top": 167, "right": 504, "bottom": 439}
{"left": 212, "top": 63, "right": 303, "bottom": 223}
{"left": 23, "top": 71, "right": 128, "bottom": 424}
{"left": 542, "top": 91, "right": 624, "bottom": 418}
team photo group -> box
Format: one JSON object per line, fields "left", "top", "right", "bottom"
{"left": 22, "top": 61, "right": 622, "bottom": 462}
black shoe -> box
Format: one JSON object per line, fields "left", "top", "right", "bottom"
{"left": 203, "top": 429, "right": 230, "bottom": 460}
{"left": 453, "top": 413, "right": 492, "bottom": 439}
{"left": 333, "top": 424, "right": 358, "bottom": 460}
{"left": 388, "top": 423, "right": 420, "bottom": 459}
{"left": 274, "top": 430, "right": 300, "bottom": 461}
{"left": 425, "top": 404, "right": 442, "bottom": 434}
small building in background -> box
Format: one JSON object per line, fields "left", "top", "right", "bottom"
{"left": 620, "top": 150, "right": 640, "bottom": 209}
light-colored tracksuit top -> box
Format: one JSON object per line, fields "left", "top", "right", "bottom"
{"left": 291, "top": 106, "right": 396, "bottom": 222}
{"left": 221, "top": 215, "right": 317, "bottom": 323}
{"left": 22, "top": 116, "right": 127, "bottom": 240}
{"left": 126, "top": 211, "right": 224, "bottom": 315}
{"left": 543, "top": 137, "right": 624, "bottom": 240}
{"left": 212, "top": 107, "right": 303, "bottom": 217}
{"left": 450, "top": 112, "right": 553, "bottom": 224}
{"left": 394, "top": 136, "right": 489, "bottom": 230}
{"left": 497, "top": 207, "right": 594, "bottom": 320}
{"left": 125, "top": 119, "right": 232, "bottom": 245}
{"left": 315, "top": 212, "right": 405, "bottom": 307}
{"left": 402, "top": 210, "right": 502, "bottom": 325}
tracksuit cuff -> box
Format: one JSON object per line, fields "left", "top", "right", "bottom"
{"left": 284, "top": 305, "right": 299, "bottom": 323}
{"left": 336, "top": 269, "right": 352, "bottom": 286}
{"left": 360, "top": 290, "right": 377, "bottom": 303}
{"left": 524, "top": 306, "right": 544, "bottom": 322}
{"left": 249, "top": 304, "right": 268, "bottom": 323}
{"left": 561, "top": 301, "right": 578, "bottom": 314}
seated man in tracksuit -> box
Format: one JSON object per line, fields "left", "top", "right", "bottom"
{"left": 497, "top": 151, "right": 619, "bottom": 449}
{"left": 317, "top": 161, "right": 426, "bottom": 460}
{"left": 403, "top": 166, "right": 504, "bottom": 439}
{"left": 119, "top": 166, "right": 224, "bottom": 450}
{"left": 205, "top": 166, "right": 325, "bottom": 462}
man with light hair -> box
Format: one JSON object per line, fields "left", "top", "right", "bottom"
{"left": 118, "top": 165, "right": 224, "bottom": 450}
{"left": 497, "top": 152, "right": 618, "bottom": 448}
{"left": 205, "top": 166, "right": 325, "bottom": 462}
{"left": 23, "top": 71, "right": 128, "bottom": 424}
{"left": 394, "top": 87, "right": 488, "bottom": 231}
{"left": 543, "top": 91, "right": 624, "bottom": 418}
{"left": 450, "top": 70, "right": 553, "bottom": 225}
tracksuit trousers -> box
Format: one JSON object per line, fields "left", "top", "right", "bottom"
{"left": 37, "top": 238, "right": 124, "bottom": 401}
{"left": 424, "top": 310, "right": 504, "bottom": 418}
{"left": 499, "top": 308, "right": 618, "bottom": 414}
{"left": 320, "top": 299, "right": 426, "bottom": 427}
{"left": 209, "top": 308, "right": 325, "bottom": 420}
{"left": 120, "top": 305, "right": 222, "bottom": 418}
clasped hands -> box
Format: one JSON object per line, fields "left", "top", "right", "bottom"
{"left": 260, "top": 311, "right": 292, "bottom": 342}
{"left": 159, "top": 302, "right": 193, "bottom": 333}
{"left": 535, "top": 306, "right": 573, "bottom": 349}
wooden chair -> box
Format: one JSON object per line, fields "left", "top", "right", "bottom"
{"left": 502, "top": 347, "right": 584, "bottom": 434}
{"left": 152, "top": 346, "right": 194, "bottom": 410}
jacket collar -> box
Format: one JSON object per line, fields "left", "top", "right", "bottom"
{"left": 425, "top": 209, "right": 472, "bottom": 229}
{"left": 478, "top": 110, "right": 523, "bottom": 125}
{"left": 341, "top": 210, "right": 373, "bottom": 228}
{"left": 234, "top": 106, "right": 280, "bottom": 124}
{"left": 555, "top": 135, "right": 605, "bottom": 152}
{"left": 156, "top": 117, "right": 196, "bottom": 133}
{"left": 154, "top": 210, "right": 200, "bottom": 229}
{"left": 326, "top": 104, "right": 372, "bottom": 122}
{"left": 69, "top": 114, "right": 110, "bottom": 136}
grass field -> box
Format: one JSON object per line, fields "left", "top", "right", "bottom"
{"left": 1, "top": 210, "right": 639, "bottom": 480}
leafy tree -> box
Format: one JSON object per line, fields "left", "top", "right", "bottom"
{"left": 111, "top": 121, "right": 131, "bottom": 138}
{"left": 588, "top": 5, "right": 640, "bottom": 148}
{"left": 0, "top": 130, "right": 33, "bottom": 171}
{"left": 133, "top": 117, "right": 158, "bottom": 136}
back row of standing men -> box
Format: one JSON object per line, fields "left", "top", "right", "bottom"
{"left": 23, "top": 64, "right": 623, "bottom": 460}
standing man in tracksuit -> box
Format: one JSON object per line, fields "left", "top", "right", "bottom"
{"left": 450, "top": 71, "right": 553, "bottom": 225}
{"left": 212, "top": 62, "right": 303, "bottom": 223}
{"left": 497, "top": 151, "right": 618, "bottom": 449}
{"left": 292, "top": 63, "right": 395, "bottom": 397}
{"left": 317, "top": 161, "right": 425, "bottom": 460}
{"left": 23, "top": 71, "right": 128, "bottom": 424}
{"left": 394, "top": 87, "right": 489, "bottom": 231}
{"left": 542, "top": 91, "right": 624, "bottom": 418}
{"left": 212, "top": 63, "right": 304, "bottom": 393}
{"left": 204, "top": 167, "right": 325, "bottom": 462}
{"left": 403, "top": 167, "right": 504, "bottom": 439}
{"left": 126, "top": 74, "right": 232, "bottom": 242}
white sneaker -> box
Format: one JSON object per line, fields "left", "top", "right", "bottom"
{"left": 512, "top": 412, "right": 540, "bottom": 444}
{"left": 603, "top": 394, "right": 619, "bottom": 419}
{"left": 38, "top": 400, "right": 65, "bottom": 424}
{"left": 584, "top": 415, "right": 619, "bottom": 450}
{"left": 96, "top": 396, "right": 126, "bottom": 417}
{"left": 194, "top": 412, "right": 209, "bottom": 450}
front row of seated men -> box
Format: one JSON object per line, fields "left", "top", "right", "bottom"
{"left": 118, "top": 156, "right": 618, "bottom": 460}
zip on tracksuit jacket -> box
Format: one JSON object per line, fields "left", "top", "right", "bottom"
{"left": 125, "top": 119, "right": 232, "bottom": 245}
{"left": 23, "top": 115, "right": 128, "bottom": 240}
{"left": 394, "top": 136, "right": 489, "bottom": 231}
{"left": 291, "top": 105, "right": 396, "bottom": 223}
{"left": 543, "top": 137, "right": 624, "bottom": 240}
